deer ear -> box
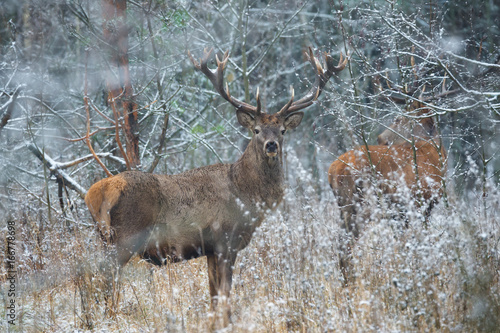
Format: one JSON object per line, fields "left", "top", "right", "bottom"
{"left": 284, "top": 112, "right": 304, "bottom": 130}
{"left": 422, "top": 117, "right": 436, "bottom": 136}
{"left": 236, "top": 109, "right": 255, "bottom": 129}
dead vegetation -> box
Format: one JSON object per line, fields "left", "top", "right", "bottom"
{"left": 2, "top": 158, "right": 499, "bottom": 332}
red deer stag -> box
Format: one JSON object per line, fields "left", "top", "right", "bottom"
{"left": 328, "top": 99, "right": 448, "bottom": 281}
{"left": 85, "top": 47, "right": 347, "bottom": 316}
{"left": 329, "top": 100, "right": 447, "bottom": 237}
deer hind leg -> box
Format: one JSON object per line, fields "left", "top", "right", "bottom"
{"left": 207, "top": 254, "right": 219, "bottom": 309}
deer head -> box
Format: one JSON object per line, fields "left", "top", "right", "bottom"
{"left": 377, "top": 100, "right": 437, "bottom": 146}
{"left": 189, "top": 47, "right": 348, "bottom": 166}
{"left": 377, "top": 83, "right": 460, "bottom": 146}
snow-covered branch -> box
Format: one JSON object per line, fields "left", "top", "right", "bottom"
{"left": 27, "top": 143, "right": 87, "bottom": 199}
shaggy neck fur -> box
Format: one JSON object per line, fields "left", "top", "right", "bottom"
{"left": 230, "top": 139, "right": 284, "bottom": 210}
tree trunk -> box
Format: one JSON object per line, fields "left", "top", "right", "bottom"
{"left": 102, "top": 0, "right": 140, "bottom": 169}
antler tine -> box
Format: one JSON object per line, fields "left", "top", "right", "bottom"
{"left": 277, "top": 86, "right": 295, "bottom": 115}
{"left": 277, "top": 47, "right": 348, "bottom": 117}
{"left": 385, "top": 84, "right": 461, "bottom": 105}
{"left": 374, "top": 56, "right": 462, "bottom": 107}
{"left": 188, "top": 48, "right": 213, "bottom": 76}
{"left": 255, "top": 87, "right": 262, "bottom": 115}
{"left": 418, "top": 85, "right": 426, "bottom": 101}
{"left": 189, "top": 48, "right": 259, "bottom": 115}
{"left": 214, "top": 51, "right": 230, "bottom": 99}
{"left": 385, "top": 82, "right": 418, "bottom": 105}
{"left": 201, "top": 48, "right": 216, "bottom": 70}
{"left": 442, "top": 75, "right": 447, "bottom": 94}
{"left": 421, "top": 88, "right": 461, "bottom": 102}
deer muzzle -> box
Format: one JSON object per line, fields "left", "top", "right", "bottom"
{"left": 265, "top": 141, "right": 279, "bottom": 157}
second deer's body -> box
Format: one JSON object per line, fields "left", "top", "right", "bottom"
{"left": 329, "top": 102, "right": 447, "bottom": 235}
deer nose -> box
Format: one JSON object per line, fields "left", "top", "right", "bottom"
{"left": 265, "top": 141, "right": 278, "bottom": 156}
{"left": 377, "top": 134, "right": 389, "bottom": 145}
{"left": 377, "top": 134, "right": 384, "bottom": 145}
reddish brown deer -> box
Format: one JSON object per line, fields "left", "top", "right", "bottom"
{"left": 328, "top": 101, "right": 447, "bottom": 280}
{"left": 85, "top": 47, "right": 347, "bottom": 316}
{"left": 329, "top": 101, "right": 447, "bottom": 235}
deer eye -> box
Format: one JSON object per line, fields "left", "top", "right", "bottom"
{"left": 254, "top": 129, "right": 260, "bottom": 134}
{"left": 281, "top": 129, "right": 286, "bottom": 135}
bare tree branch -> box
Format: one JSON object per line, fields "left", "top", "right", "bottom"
{"left": 27, "top": 143, "right": 87, "bottom": 199}
{"left": 0, "top": 87, "right": 21, "bottom": 132}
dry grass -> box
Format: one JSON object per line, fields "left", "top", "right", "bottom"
{"left": 1, "top": 181, "right": 499, "bottom": 332}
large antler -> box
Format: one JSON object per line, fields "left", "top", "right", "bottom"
{"left": 188, "top": 48, "right": 261, "bottom": 116}
{"left": 383, "top": 84, "right": 461, "bottom": 106}
{"left": 277, "top": 47, "right": 348, "bottom": 117}
{"left": 377, "top": 53, "right": 461, "bottom": 105}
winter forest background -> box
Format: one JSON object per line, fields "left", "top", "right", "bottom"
{"left": 1, "top": 0, "right": 499, "bottom": 331}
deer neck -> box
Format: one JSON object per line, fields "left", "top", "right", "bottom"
{"left": 230, "top": 141, "right": 284, "bottom": 209}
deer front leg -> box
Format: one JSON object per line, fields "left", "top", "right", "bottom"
{"left": 99, "top": 239, "right": 138, "bottom": 316}
{"left": 206, "top": 250, "right": 237, "bottom": 326}
{"left": 207, "top": 253, "right": 237, "bottom": 304}
{"left": 207, "top": 254, "right": 219, "bottom": 309}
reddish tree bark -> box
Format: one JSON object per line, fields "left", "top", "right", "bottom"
{"left": 102, "top": 0, "right": 140, "bottom": 169}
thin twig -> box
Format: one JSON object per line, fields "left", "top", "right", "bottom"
{"left": 84, "top": 51, "right": 113, "bottom": 177}
{"left": 108, "top": 90, "right": 132, "bottom": 171}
